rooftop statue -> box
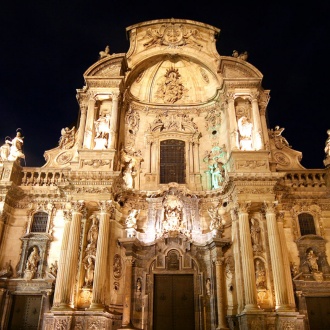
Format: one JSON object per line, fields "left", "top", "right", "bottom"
{"left": 8, "top": 129, "right": 25, "bottom": 161}
{"left": 324, "top": 129, "right": 330, "bottom": 158}
{"left": 99, "top": 45, "right": 110, "bottom": 59}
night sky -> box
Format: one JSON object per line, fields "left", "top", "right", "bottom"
{"left": 1, "top": 1, "right": 329, "bottom": 169}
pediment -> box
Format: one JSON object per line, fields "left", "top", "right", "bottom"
{"left": 84, "top": 54, "right": 127, "bottom": 77}
{"left": 220, "top": 57, "right": 263, "bottom": 79}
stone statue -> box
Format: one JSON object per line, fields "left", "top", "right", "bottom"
{"left": 136, "top": 278, "right": 142, "bottom": 292}
{"left": 59, "top": 126, "right": 75, "bottom": 149}
{"left": 290, "top": 262, "right": 299, "bottom": 278}
{"left": 210, "top": 161, "right": 224, "bottom": 189}
{"left": 0, "top": 260, "right": 13, "bottom": 278}
{"left": 99, "top": 45, "right": 110, "bottom": 59}
{"left": 8, "top": 130, "right": 25, "bottom": 161}
{"left": 206, "top": 278, "right": 211, "bottom": 295}
{"left": 94, "top": 113, "right": 111, "bottom": 150}
{"left": 324, "top": 129, "right": 330, "bottom": 158}
{"left": 49, "top": 260, "right": 58, "bottom": 278}
{"left": 120, "top": 148, "right": 143, "bottom": 189}
{"left": 126, "top": 209, "right": 139, "bottom": 229}
{"left": 255, "top": 260, "right": 266, "bottom": 289}
{"left": 84, "top": 256, "right": 95, "bottom": 287}
{"left": 306, "top": 249, "right": 319, "bottom": 272}
{"left": 250, "top": 218, "right": 261, "bottom": 251}
{"left": 237, "top": 116, "right": 253, "bottom": 151}
{"left": 0, "top": 137, "right": 11, "bottom": 161}
{"left": 86, "top": 215, "right": 99, "bottom": 251}
{"left": 24, "top": 246, "right": 40, "bottom": 279}
{"left": 208, "top": 205, "right": 225, "bottom": 235}
{"left": 272, "top": 125, "right": 291, "bottom": 149}
{"left": 163, "top": 188, "right": 184, "bottom": 232}
{"left": 238, "top": 51, "right": 248, "bottom": 61}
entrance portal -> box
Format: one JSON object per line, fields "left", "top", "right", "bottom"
{"left": 153, "top": 274, "right": 195, "bottom": 330}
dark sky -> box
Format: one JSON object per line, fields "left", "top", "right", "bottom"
{"left": 1, "top": 1, "right": 329, "bottom": 169}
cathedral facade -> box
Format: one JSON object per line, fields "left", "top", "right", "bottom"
{"left": 0, "top": 18, "right": 330, "bottom": 330}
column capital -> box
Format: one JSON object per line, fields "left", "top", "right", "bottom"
{"left": 263, "top": 201, "right": 278, "bottom": 214}
{"left": 68, "top": 200, "right": 86, "bottom": 215}
{"left": 111, "top": 91, "right": 120, "bottom": 100}
{"left": 226, "top": 91, "right": 235, "bottom": 102}
{"left": 235, "top": 201, "right": 251, "bottom": 214}
{"left": 215, "top": 257, "right": 225, "bottom": 266}
{"left": 98, "top": 200, "right": 113, "bottom": 214}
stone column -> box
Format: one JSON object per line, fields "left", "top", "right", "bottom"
{"left": 109, "top": 92, "right": 119, "bottom": 149}
{"left": 58, "top": 201, "right": 85, "bottom": 310}
{"left": 84, "top": 94, "right": 97, "bottom": 149}
{"left": 77, "top": 105, "right": 88, "bottom": 149}
{"left": 250, "top": 93, "right": 263, "bottom": 150}
{"left": 231, "top": 209, "right": 244, "bottom": 314}
{"left": 277, "top": 211, "right": 296, "bottom": 309}
{"left": 189, "top": 142, "right": 194, "bottom": 173}
{"left": 226, "top": 92, "right": 239, "bottom": 150}
{"left": 0, "top": 212, "right": 6, "bottom": 245}
{"left": 193, "top": 141, "right": 200, "bottom": 173}
{"left": 264, "top": 201, "right": 291, "bottom": 311}
{"left": 122, "top": 256, "right": 134, "bottom": 327}
{"left": 145, "top": 139, "right": 151, "bottom": 173}
{"left": 52, "top": 211, "right": 71, "bottom": 309}
{"left": 237, "top": 202, "right": 259, "bottom": 311}
{"left": 89, "top": 200, "right": 112, "bottom": 310}
{"left": 151, "top": 142, "right": 157, "bottom": 173}
{"left": 0, "top": 288, "right": 6, "bottom": 318}
{"left": 215, "top": 258, "right": 229, "bottom": 330}
{"left": 258, "top": 91, "right": 270, "bottom": 149}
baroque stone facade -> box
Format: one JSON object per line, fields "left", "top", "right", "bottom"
{"left": 0, "top": 18, "right": 330, "bottom": 329}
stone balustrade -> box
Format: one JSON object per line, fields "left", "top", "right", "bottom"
{"left": 20, "top": 168, "right": 69, "bottom": 186}
{"left": 282, "top": 170, "right": 326, "bottom": 187}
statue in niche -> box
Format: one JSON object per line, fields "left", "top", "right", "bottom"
{"left": 324, "top": 129, "right": 330, "bottom": 158}
{"left": 58, "top": 126, "right": 75, "bottom": 149}
{"left": 250, "top": 218, "right": 261, "bottom": 252}
{"left": 84, "top": 256, "right": 95, "bottom": 287}
{"left": 120, "top": 148, "right": 143, "bottom": 189}
{"left": 0, "top": 137, "right": 11, "bottom": 161}
{"left": 255, "top": 260, "right": 266, "bottom": 290}
{"left": 204, "top": 147, "right": 226, "bottom": 189}
{"left": 136, "top": 278, "right": 142, "bottom": 292}
{"left": 113, "top": 254, "right": 123, "bottom": 279}
{"left": 86, "top": 215, "right": 99, "bottom": 252}
{"left": 94, "top": 111, "right": 111, "bottom": 150}
{"left": 24, "top": 246, "right": 40, "bottom": 279}
{"left": 8, "top": 129, "right": 25, "bottom": 161}
{"left": 210, "top": 161, "right": 224, "bottom": 189}
{"left": 0, "top": 260, "right": 13, "bottom": 278}
{"left": 206, "top": 278, "right": 211, "bottom": 295}
{"left": 306, "top": 249, "right": 319, "bottom": 272}
{"left": 163, "top": 188, "right": 184, "bottom": 233}
{"left": 237, "top": 116, "right": 253, "bottom": 151}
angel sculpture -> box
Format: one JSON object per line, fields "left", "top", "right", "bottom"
{"left": 59, "top": 126, "right": 75, "bottom": 149}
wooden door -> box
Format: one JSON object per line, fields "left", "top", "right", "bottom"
{"left": 153, "top": 274, "right": 195, "bottom": 330}
{"left": 306, "top": 296, "right": 330, "bottom": 329}
{"left": 8, "top": 295, "right": 42, "bottom": 329}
